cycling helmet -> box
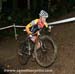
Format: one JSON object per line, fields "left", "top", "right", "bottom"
{"left": 39, "top": 10, "right": 48, "bottom": 18}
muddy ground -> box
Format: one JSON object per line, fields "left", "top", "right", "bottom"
{"left": 0, "top": 12, "right": 75, "bottom": 74}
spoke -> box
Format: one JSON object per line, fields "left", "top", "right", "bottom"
{"left": 42, "top": 54, "right": 46, "bottom": 64}
{"left": 46, "top": 54, "right": 51, "bottom": 62}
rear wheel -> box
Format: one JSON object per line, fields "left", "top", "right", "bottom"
{"left": 34, "top": 35, "right": 57, "bottom": 67}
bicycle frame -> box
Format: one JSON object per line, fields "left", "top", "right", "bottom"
{"left": 26, "top": 31, "right": 41, "bottom": 56}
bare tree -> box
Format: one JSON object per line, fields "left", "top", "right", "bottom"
{"left": 0, "top": 0, "right": 2, "bottom": 12}
{"left": 27, "top": 0, "right": 30, "bottom": 10}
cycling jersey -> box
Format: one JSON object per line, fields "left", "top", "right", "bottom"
{"left": 26, "top": 19, "right": 48, "bottom": 34}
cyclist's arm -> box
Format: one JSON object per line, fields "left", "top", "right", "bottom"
{"left": 44, "top": 22, "right": 51, "bottom": 32}
{"left": 26, "top": 19, "right": 38, "bottom": 34}
{"left": 26, "top": 23, "right": 32, "bottom": 34}
{"left": 44, "top": 22, "right": 48, "bottom": 28}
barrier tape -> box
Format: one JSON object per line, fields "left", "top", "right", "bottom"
{"left": 15, "top": 25, "right": 25, "bottom": 28}
{"left": 0, "top": 25, "right": 14, "bottom": 30}
{"left": 0, "top": 17, "right": 75, "bottom": 39}
{"left": 0, "top": 24, "right": 25, "bottom": 40}
{"left": 0, "top": 25, "right": 25, "bottom": 30}
{"left": 0, "top": 17, "right": 75, "bottom": 30}
{"left": 48, "top": 17, "right": 75, "bottom": 25}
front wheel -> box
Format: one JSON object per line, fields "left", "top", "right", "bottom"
{"left": 34, "top": 35, "right": 57, "bottom": 67}
{"left": 18, "top": 40, "right": 30, "bottom": 65}
{"left": 18, "top": 38, "right": 33, "bottom": 65}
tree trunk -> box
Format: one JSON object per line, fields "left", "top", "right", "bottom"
{"left": 0, "top": 0, "right": 2, "bottom": 12}
{"left": 48, "top": 0, "right": 51, "bottom": 12}
{"left": 27, "top": 0, "right": 31, "bottom": 18}
{"left": 27, "top": 0, "right": 30, "bottom": 10}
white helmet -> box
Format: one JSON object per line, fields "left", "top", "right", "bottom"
{"left": 39, "top": 10, "right": 48, "bottom": 18}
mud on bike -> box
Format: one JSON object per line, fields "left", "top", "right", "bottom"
{"left": 18, "top": 30, "right": 57, "bottom": 68}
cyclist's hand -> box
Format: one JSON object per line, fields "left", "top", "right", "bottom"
{"left": 48, "top": 26, "right": 51, "bottom": 32}
{"left": 23, "top": 29, "right": 26, "bottom": 31}
{"left": 29, "top": 34, "right": 33, "bottom": 38}
{"left": 37, "top": 31, "right": 40, "bottom": 36}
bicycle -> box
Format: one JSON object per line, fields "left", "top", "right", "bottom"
{"left": 18, "top": 30, "right": 57, "bottom": 68}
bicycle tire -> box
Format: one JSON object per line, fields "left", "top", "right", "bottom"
{"left": 34, "top": 35, "right": 57, "bottom": 67}
{"left": 18, "top": 39, "right": 30, "bottom": 65}
{"left": 18, "top": 53, "right": 30, "bottom": 65}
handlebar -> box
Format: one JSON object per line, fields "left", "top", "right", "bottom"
{"left": 23, "top": 29, "right": 40, "bottom": 36}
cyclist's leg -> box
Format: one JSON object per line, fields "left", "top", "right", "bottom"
{"left": 36, "top": 41, "right": 41, "bottom": 49}
{"left": 35, "top": 31, "right": 42, "bottom": 49}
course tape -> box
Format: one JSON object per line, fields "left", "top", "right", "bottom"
{"left": 0, "top": 17, "right": 75, "bottom": 30}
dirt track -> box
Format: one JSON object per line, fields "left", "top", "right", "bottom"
{"left": 0, "top": 13, "right": 75, "bottom": 74}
